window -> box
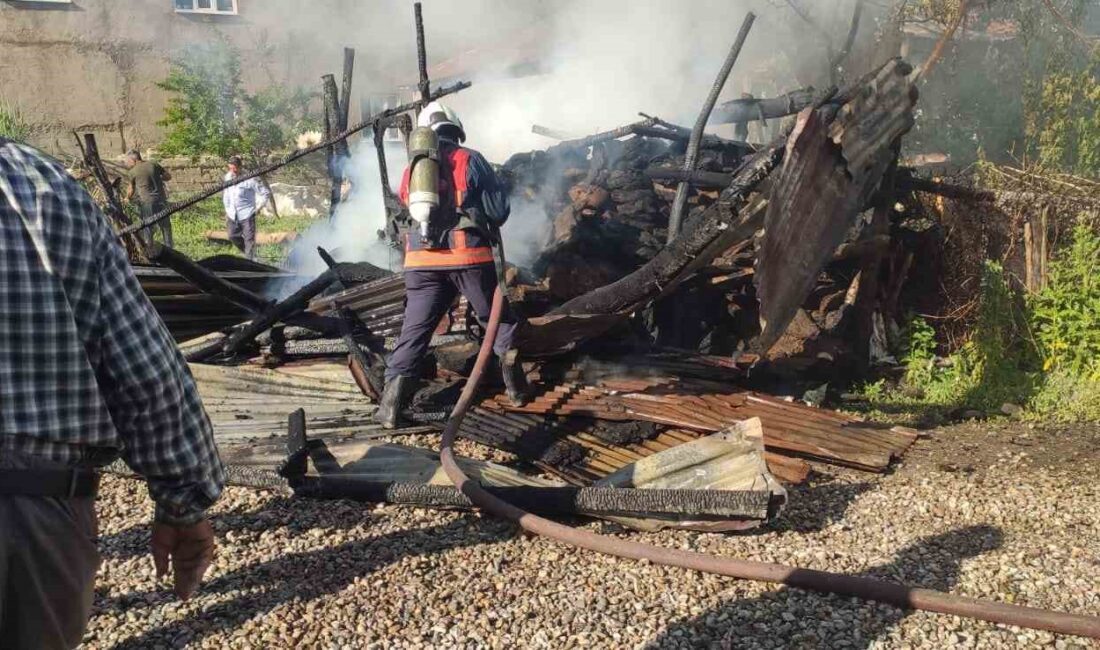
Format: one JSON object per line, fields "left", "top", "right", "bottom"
{"left": 174, "top": 0, "right": 237, "bottom": 15}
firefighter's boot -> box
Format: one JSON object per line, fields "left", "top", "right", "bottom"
{"left": 499, "top": 350, "right": 530, "bottom": 407}
{"left": 374, "top": 375, "right": 414, "bottom": 429}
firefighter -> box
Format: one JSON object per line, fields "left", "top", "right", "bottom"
{"left": 374, "top": 102, "right": 528, "bottom": 428}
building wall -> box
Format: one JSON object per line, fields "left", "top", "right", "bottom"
{"left": 0, "top": 0, "right": 380, "bottom": 157}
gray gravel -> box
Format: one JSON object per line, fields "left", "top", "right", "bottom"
{"left": 81, "top": 430, "right": 1100, "bottom": 649}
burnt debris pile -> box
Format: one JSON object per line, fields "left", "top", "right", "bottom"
{"left": 120, "top": 55, "right": 953, "bottom": 529}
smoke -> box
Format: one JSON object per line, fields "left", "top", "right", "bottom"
{"left": 270, "top": 0, "right": 884, "bottom": 284}
{"left": 273, "top": 139, "right": 404, "bottom": 297}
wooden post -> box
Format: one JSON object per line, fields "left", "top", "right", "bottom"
{"left": 82, "top": 133, "right": 142, "bottom": 260}
{"left": 414, "top": 2, "right": 430, "bottom": 103}
{"left": 1039, "top": 206, "right": 1049, "bottom": 291}
{"left": 339, "top": 47, "right": 355, "bottom": 134}
{"left": 1024, "top": 219, "right": 1036, "bottom": 292}
{"left": 322, "top": 74, "right": 346, "bottom": 218}
{"left": 1024, "top": 207, "right": 1049, "bottom": 293}
{"left": 851, "top": 150, "right": 899, "bottom": 368}
{"left": 667, "top": 13, "right": 756, "bottom": 243}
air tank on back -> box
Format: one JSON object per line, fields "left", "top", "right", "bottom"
{"left": 406, "top": 126, "right": 440, "bottom": 243}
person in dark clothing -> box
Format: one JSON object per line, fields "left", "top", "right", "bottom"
{"left": 124, "top": 149, "right": 173, "bottom": 247}
{"left": 374, "top": 102, "right": 528, "bottom": 428}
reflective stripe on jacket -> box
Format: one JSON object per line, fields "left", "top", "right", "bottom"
{"left": 398, "top": 143, "right": 509, "bottom": 270}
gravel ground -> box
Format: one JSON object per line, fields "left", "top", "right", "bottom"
{"left": 82, "top": 423, "right": 1100, "bottom": 649}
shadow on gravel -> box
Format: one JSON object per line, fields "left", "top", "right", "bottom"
{"left": 95, "top": 515, "right": 513, "bottom": 649}
{"left": 644, "top": 524, "right": 1004, "bottom": 649}
{"left": 765, "top": 479, "right": 876, "bottom": 534}
{"left": 97, "top": 495, "right": 370, "bottom": 561}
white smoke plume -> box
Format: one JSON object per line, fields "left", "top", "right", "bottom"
{"left": 273, "top": 0, "right": 881, "bottom": 290}
{"left": 274, "top": 140, "right": 404, "bottom": 297}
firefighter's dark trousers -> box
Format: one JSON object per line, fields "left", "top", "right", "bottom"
{"left": 386, "top": 264, "right": 518, "bottom": 381}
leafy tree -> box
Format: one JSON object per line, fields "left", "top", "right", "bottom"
{"left": 157, "top": 41, "right": 318, "bottom": 160}
{"left": 896, "top": 0, "right": 1100, "bottom": 173}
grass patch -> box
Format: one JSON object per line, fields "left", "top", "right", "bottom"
{"left": 168, "top": 196, "right": 320, "bottom": 265}
{"left": 0, "top": 101, "right": 35, "bottom": 142}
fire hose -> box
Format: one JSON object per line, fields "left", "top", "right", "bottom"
{"left": 438, "top": 291, "right": 1100, "bottom": 639}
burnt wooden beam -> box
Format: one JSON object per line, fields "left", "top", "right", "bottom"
{"left": 224, "top": 269, "right": 339, "bottom": 354}
{"left": 149, "top": 243, "right": 343, "bottom": 339}
{"left": 81, "top": 133, "right": 142, "bottom": 260}
{"left": 531, "top": 124, "right": 575, "bottom": 140}
{"left": 896, "top": 173, "right": 996, "bottom": 202}
{"left": 645, "top": 167, "right": 733, "bottom": 188}
{"left": 148, "top": 243, "right": 270, "bottom": 312}
{"left": 631, "top": 126, "right": 751, "bottom": 154}
{"left": 339, "top": 47, "right": 355, "bottom": 133}
{"left": 317, "top": 246, "right": 386, "bottom": 399}
{"left": 550, "top": 117, "right": 659, "bottom": 152}
{"left": 713, "top": 87, "right": 819, "bottom": 125}
{"left": 323, "top": 73, "right": 346, "bottom": 218}
{"left": 668, "top": 12, "right": 756, "bottom": 243}
{"left": 292, "top": 478, "right": 774, "bottom": 520}
{"left": 414, "top": 2, "right": 430, "bottom": 102}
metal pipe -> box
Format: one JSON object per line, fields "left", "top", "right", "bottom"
{"left": 667, "top": 12, "right": 755, "bottom": 243}
{"left": 437, "top": 288, "right": 1100, "bottom": 639}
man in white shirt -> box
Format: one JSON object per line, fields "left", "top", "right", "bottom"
{"left": 221, "top": 155, "right": 271, "bottom": 260}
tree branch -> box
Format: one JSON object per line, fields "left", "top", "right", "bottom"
{"left": 914, "top": 0, "right": 970, "bottom": 82}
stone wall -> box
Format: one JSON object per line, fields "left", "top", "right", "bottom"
{"left": 0, "top": 0, "right": 409, "bottom": 157}
{"left": 135, "top": 155, "right": 328, "bottom": 195}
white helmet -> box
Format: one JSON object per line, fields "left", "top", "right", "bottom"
{"left": 417, "top": 101, "right": 466, "bottom": 143}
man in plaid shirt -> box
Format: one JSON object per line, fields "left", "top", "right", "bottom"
{"left": 0, "top": 139, "right": 225, "bottom": 649}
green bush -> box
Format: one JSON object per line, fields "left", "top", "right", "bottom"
{"left": 863, "top": 226, "right": 1100, "bottom": 422}
{"left": 157, "top": 41, "right": 318, "bottom": 160}
{"left": 1029, "top": 223, "right": 1100, "bottom": 378}
{"left": 1028, "top": 52, "right": 1100, "bottom": 176}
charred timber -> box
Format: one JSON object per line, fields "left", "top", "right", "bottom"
{"left": 712, "top": 88, "right": 819, "bottom": 125}
{"left": 668, "top": 12, "right": 756, "bottom": 242}
{"left": 552, "top": 136, "right": 784, "bottom": 317}
{"left": 323, "top": 74, "right": 346, "bottom": 217}
{"left": 645, "top": 168, "right": 733, "bottom": 187}
{"left": 318, "top": 246, "right": 386, "bottom": 397}
{"left": 414, "top": 2, "right": 430, "bottom": 102}
{"left": 549, "top": 117, "right": 659, "bottom": 153}
{"left": 81, "top": 134, "right": 142, "bottom": 259}
{"left": 291, "top": 478, "right": 776, "bottom": 519}
{"left": 119, "top": 81, "right": 473, "bottom": 237}
{"left": 149, "top": 243, "right": 270, "bottom": 312}
{"left": 224, "top": 269, "right": 339, "bottom": 353}
{"left": 630, "top": 126, "right": 752, "bottom": 154}
{"left": 340, "top": 48, "right": 355, "bottom": 133}
{"left": 150, "top": 244, "right": 343, "bottom": 342}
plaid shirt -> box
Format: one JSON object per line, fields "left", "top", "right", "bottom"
{"left": 0, "top": 140, "right": 224, "bottom": 525}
